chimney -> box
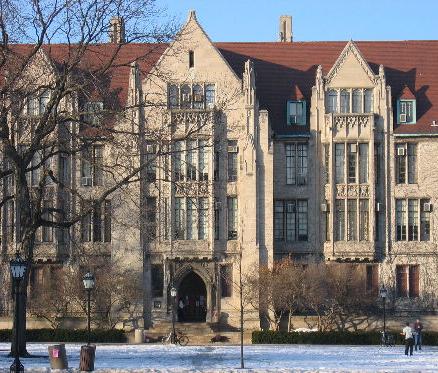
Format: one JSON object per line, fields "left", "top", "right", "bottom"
{"left": 279, "top": 15, "right": 292, "bottom": 42}
{"left": 109, "top": 17, "right": 125, "bottom": 44}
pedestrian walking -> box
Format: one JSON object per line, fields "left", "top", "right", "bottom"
{"left": 401, "top": 322, "right": 414, "bottom": 356}
{"left": 178, "top": 299, "right": 185, "bottom": 322}
{"left": 414, "top": 319, "right": 423, "bottom": 351}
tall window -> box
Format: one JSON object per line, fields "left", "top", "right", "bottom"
{"left": 151, "top": 264, "right": 164, "bottom": 297}
{"left": 168, "top": 84, "right": 179, "bottom": 108}
{"left": 220, "top": 264, "right": 233, "bottom": 297}
{"left": 84, "top": 102, "right": 104, "bottom": 125}
{"left": 173, "top": 197, "right": 209, "bottom": 241}
{"left": 374, "top": 143, "right": 381, "bottom": 185}
{"left": 192, "top": 84, "right": 203, "bottom": 109}
{"left": 335, "top": 199, "right": 369, "bottom": 241}
{"left": 396, "top": 198, "right": 430, "bottom": 242}
{"left": 285, "top": 143, "right": 308, "bottom": 185}
{"left": 173, "top": 141, "right": 184, "bottom": 181}
{"left": 205, "top": 84, "right": 215, "bottom": 108}
{"left": 81, "top": 200, "right": 111, "bottom": 242}
{"left": 359, "top": 143, "right": 368, "bottom": 183}
{"left": 41, "top": 200, "right": 54, "bottom": 242}
{"left": 396, "top": 265, "right": 419, "bottom": 298}
{"left": 366, "top": 265, "right": 379, "bottom": 294}
{"left": 227, "top": 140, "right": 238, "bottom": 182}
{"left": 181, "top": 84, "right": 191, "bottom": 109}
{"left": 174, "top": 197, "right": 185, "bottom": 239}
{"left": 274, "top": 201, "right": 284, "bottom": 240}
{"left": 186, "top": 140, "right": 197, "bottom": 181}
{"left": 145, "top": 143, "right": 156, "bottom": 182}
{"left": 227, "top": 197, "right": 238, "bottom": 240}
{"left": 396, "top": 143, "right": 417, "bottom": 184}
{"left": 398, "top": 100, "right": 416, "bottom": 124}
{"left": 347, "top": 199, "right": 357, "bottom": 241}
{"left": 198, "top": 140, "right": 208, "bottom": 181}
{"left": 359, "top": 200, "right": 369, "bottom": 241}
{"left": 186, "top": 198, "right": 196, "bottom": 239}
{"left": 145, "top": 197, "right": 157, "bottom": 242}
{"left": 324, "top": 144, "right": 330, "bottom": 184}
{"left": 274, "top": 200, "right": 308, "bottom": 242}
{"left": 420, "top": 199, "right": 431, "bottom": 241}
{"left": 364, "top": 89, "right": 373, "bottom": 113}
{"left": 198, "top": 198, "right": 208, "bottom": 240}
{"left": 326, "top": 89, "right": 337, "bottom": 113}
{"left": 59, "top": 154, "right": 69, "bottom": 184}
{"left": 407, "top": 144, "right": 417, "bottom": 184}
{"left": 347, "top": 144, "right": 357, "bottom": 183}
{"left": 408, "top": 199, "right": 419, "bottom": 241}
{"left": 340, "top": 90, "right": 350, "bottom": 113}
{"left": 81, "top": 144, "right": 103, "bottom": 187}
{"left": 352, "top": 89, "right": 362, "bottom": 113}
{"left": 214, "top": 203, "right": 220, "bottom": 240}
{"left": 287, "top": 101, "right": 306, "bottom": 125}
{"left": 25, "top": 90, "right": 51, "bottom": 116}
{"left": 335, "top": 143, "right": 345, "bottom": 183}
{"left": 396, "top": 199, "right": 407, "bottom": 241}
{"left": 335, "top": 200, "right": 345, "bottom": 241}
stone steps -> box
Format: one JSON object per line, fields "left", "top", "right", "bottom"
{"left": 143, "top": 322, "right": 252, "bottom": 345}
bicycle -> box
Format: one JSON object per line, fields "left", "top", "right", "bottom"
{"left": 380, "top": 331, "right": 395, "bottom": 347}
{"left": 161, "top": 329, "right": 189, "bottom": 346}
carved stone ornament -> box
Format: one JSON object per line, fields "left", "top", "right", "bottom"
{"left": 171, "top": 111, "right": 213, "bottom": 126}
{"left": 336, "top": 184, "right": 370, "bottom": 198}
{"left": 334, "top": 114, "right": 369, "bottom": 129}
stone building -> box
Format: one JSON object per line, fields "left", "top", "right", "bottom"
{"left": 2, "top": 11, "right": 438, "bottom": 329}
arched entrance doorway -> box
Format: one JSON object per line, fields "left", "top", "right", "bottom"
{"left": 177, "top": 272, "right": 207, "bottom": 322}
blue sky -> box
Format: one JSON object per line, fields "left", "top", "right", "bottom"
{"left": 158, "top": 0, "right": 438, "bottom": 42}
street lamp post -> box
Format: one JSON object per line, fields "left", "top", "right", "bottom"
{"left": 10, "top": 251, "right": 28, "bottom": 373}
{"left": 170, "top": 286, "right": 177, "bottom": 344}
{"left": 82, "top": 273, "right": 95, "bottom": 345}
{"left": 379, "top": 285, "right": 388, "bottom": 343}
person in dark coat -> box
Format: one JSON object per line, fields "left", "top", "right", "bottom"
{"left": 414, "top": 319, "right": 423, "bottom": 351}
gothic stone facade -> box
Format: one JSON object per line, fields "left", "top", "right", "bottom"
{"left": 3, "top": 11, "right": 438, "bottom": 328}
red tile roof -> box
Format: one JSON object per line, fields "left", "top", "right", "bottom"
{"left": 8, "top": 40, "right": 438, "bottom": 136}
{"left": 216, "top": 41, "right": 438, "bottom": 135}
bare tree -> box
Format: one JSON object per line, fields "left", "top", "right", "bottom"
{"left": 0, "top": 0, "right": 180, "bottom": 355}
{"left": 247, "top": 258, "right": 304, "bottom": 331}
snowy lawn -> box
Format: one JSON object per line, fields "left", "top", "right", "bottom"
{"left": 0, "top": 343, "right": 437, "bottom": 372}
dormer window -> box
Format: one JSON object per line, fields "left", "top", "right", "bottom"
{"left": 287, "top": 101, "right": 306, "bottom": 126}
{"left": 84, "top": 101, "right": 103, "bottom": 125}
{"left": 398, "top": 99, "right": 416, "bottom": 124}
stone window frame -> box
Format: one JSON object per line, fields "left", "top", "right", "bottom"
{"left": 395, "top": 198, "right": 431, "bottom": 242}
{"left": 334, "top": 142, "right": 369, "bottom": 186}
{"left": 167, "top": 82, "right": 216, "bottom": 110}
{"left": 396, "top": 264, "right": 419, "bottom": 298}
{"left": 395, "top": 142, "right": 417, "bottom": 184}
{"left": 285, "top": 142, "right": 308, "bottom": 186}
{"left": 334, "top": 198, "right": 369, "bottom": 242}
{"left": 325, "top": 88, "right": 374, "bottom": 114}
{"left": 273, "top": 199, "right": 308, "bottom": 242}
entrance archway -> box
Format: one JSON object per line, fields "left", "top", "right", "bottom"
{"left": 177, "top": 272, "right": 207, "bottom": 322}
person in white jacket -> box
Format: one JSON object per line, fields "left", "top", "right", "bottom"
{"left": 402, "top": 322, "right": 414, "bottom": 356}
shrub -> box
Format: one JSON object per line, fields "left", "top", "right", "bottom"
{"left": 0, "top": 329, "right": 126, "bottom": 343}
{"left": 252, "top": 330, "right": 438, "bottom": 345}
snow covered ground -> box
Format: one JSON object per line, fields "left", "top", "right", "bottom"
{"left": 0, "top": 343, "right": 437, "bottom": 372}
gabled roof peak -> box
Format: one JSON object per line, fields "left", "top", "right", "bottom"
{"left": 290, "top": 84, "right": 305, "bottom": 100}
{"left": 398, "top": 85, "right": 416, "bottom": 100}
